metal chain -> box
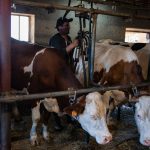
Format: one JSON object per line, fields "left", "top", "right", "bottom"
{"left": 132, "top": 85, "right": 139, "bottom": 96}
{"left": 68, "top": 88, "right": 77, "bottom": 105}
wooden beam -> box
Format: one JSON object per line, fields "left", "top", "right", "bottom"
{"left": 81, "top": 0, "right": 150, "bottom": 10}
{"left": 13, "top": 0, "right": 150, "bottom": 20}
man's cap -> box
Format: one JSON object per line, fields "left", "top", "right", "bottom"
{"left": 56, "top": 17, "right": 73, "bottom": 28}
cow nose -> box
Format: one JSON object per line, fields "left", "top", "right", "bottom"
{"left": 103, "top": 135, "right": 112, "bottom": 144}
{"left": 144, "top": 139, "right": 150, "bottom": 146}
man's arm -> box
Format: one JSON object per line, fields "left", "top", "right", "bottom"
{"left": 66, "top": 39, "right": 79, "bottom": 53}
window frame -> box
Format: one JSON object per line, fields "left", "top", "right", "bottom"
{"left": 125, "top": 28, "right": 150, "bottom": 43}
{"left": 11, "top": 12, "right": 35, "bottom": 43}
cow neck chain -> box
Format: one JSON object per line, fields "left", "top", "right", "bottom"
{"left": 131, "top": 83, "right": 139, "bottom": 96}
{"left": 68, "top": 88, "right": 77, "bottom": 105}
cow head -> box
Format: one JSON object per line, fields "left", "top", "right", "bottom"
{"left": 134, "top": 96, "right": 150, "bottom": 146}
{"left": 64, "top": 92, "right": 112, "bottom": 144}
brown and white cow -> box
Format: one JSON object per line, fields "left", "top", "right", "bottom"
{"left": 125, "top": 42, "right": 150, "bottom": 146}
{"left": 76, "top": 39, "right": 144, "bottom": 86}
{"left": 134, "top": 95, "right": 150, "bottom": 146}
{"left": 76, "top": 39, "right": 144, "bottom": 118}
{"left": 11, "top": 38, "right": 112, "bottom": 145}
{"left": 75, "top": 39, "right": 150, "bottom": 146}
{"left": 104, "top": 41, "right": 150, "bottom": 81}
{"left": 108, "top": 41, "right": 150, "bottom": 146}
{"left": 130, "top": 43, "right": 150, "bottom": 80}
{"left": 94, "top": 39, "right": 144, "bottom": 86}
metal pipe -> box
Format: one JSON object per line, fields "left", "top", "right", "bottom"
{"left": 0, "top": 82, "right": 150, "bottom": 103}
{"left": 0, "top": 104, "right": 11, "bottom": 150}
{"left": 90, "top": 14, "right": 97, "bottom": 81}
{"left": 0, "top": 0, "right": 11, "bottom": 149}
{"left": 13, "top": 0, "right": 150, "bottom": 20}
{"left": 87, "top": 3, "right": 93, "bottom": 86}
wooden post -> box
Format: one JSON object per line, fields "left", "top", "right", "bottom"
{"left": 0, "top": 0, "right": 11, "bottom": 150}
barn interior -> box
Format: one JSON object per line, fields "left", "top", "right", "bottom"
{"left": 0, "top": 0, "right": 150, "bottom": 150}
{"left": 11, "top": 0, "right": 150, "bottom": 45}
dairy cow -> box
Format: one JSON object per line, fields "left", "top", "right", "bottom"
{"left": 134, "top": 95, "right": 150, "bottom": 146}
{"left": 76, "top": 39, "right": 144, "bottom": 116}
{"left": 76, "top": 39, "right": 150, "bottom": 146}
{"left": 130, "top": 43, "right": 150, "bottom": 81}
{"left": 106, "top": 41, "right": 150, "bottom": 80}
{"left": 106, "top": 41, "right": 150, "bottom": 146}
{"left": 76, "top": 39, "right": 144, "bottom": 86}
{"left": 127, "top": 43, "right": 150, "bottom": 146}
{"left": 11, "top": 38, "right": 112, "bottom": 145}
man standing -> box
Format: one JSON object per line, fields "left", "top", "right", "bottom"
{"left": 49, "top": 17, "right": 78, "bottom": 68}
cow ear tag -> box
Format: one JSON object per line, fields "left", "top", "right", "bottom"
{"left": 72, "top": 110, "right": 77, "bottom": 117}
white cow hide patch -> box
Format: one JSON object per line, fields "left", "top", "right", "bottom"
{"left": 135, "top": 96, "right": 150, "bottom": 146}
{"left": 41, "top": 98, "right": 59, "bottom": 113}
{"left": 24, "top": 48, "right": 46, "bottom": 77}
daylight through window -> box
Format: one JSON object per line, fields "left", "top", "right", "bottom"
{"left": 125, "top": 28, "right": 150, "bottom": 43}
{"left": 11, "top": 13, "right": 35, "bottom": 42}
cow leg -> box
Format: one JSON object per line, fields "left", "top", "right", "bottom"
{"left": 30, "top": 102, "right": 40, "bottom": 146}
{"left": 41, "top": 108, "right": 51, "bottom": 141}
{"left": 52, "top": 112, "right": 63, "bottom": 131}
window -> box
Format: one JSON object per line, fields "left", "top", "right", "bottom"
{"left": 125, "top": 28, "right": 150, "bottom": 43}
{"left": 11, "top": 13, "right": 35, "bottom": 43}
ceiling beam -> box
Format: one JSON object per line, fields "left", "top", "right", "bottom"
{"left": 13, "top": 0, "right": 150, "bottom": 20}
{"left": 81, "top": 0, "right": 150, "bottom": 10}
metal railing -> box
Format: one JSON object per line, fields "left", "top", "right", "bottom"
{"left": 0, "top": 82, "right": 150, "bottom": 103}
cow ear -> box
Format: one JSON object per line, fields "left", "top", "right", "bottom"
{"left": 64, "top": 96, "right": 86, "bottom": 117}
{"left": 64, "top": 103, "right": 85, "bottom": 117}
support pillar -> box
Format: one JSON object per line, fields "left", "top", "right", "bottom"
{"left": 0, "top": 0, "right": 11, "bottom": 149}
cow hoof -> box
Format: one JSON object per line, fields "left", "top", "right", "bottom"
{"left": 30, "top": 136, "right": 40, "bottom": 146}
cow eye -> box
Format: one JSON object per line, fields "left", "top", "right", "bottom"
{"left": 137, "top": 114, "right": 143, "bottom": 120}
{"left": 91, "top": 115, "right": 97, "bottom": 120}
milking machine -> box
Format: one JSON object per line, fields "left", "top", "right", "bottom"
{"left": 73, "top": 2, "right": 94, "bottom": 88}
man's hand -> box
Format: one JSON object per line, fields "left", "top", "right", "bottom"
{"left": 66, "top": 39, "right": 79, "bottom": 53}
